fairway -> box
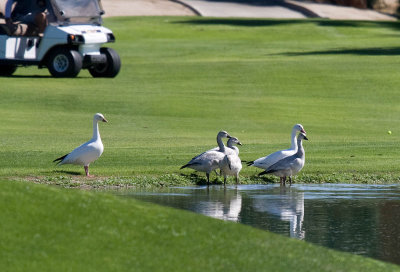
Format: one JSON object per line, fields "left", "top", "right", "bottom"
{"left": 1, "top": 17, "right": 400, "bottom": 184}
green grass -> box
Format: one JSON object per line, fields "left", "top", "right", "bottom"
{"left": 2, "top": 18, "right": 400, "bottom": 270}
{"left": 2, "top": 17, "right": 400, "bottom": 185}
{"left": 1, "top": 179, "right": 398, "bottom": 272}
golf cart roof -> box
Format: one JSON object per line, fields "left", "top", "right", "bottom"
{"left": 49, "top": 0, "right": 104, "bottom": 24}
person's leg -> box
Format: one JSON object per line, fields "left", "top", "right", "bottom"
{"left": 34, "top": 12, "right": 47, "bottom": 34}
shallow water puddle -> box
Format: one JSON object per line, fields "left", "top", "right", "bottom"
{"left": 115, "top": 184, "right": 400, "bottom": 265}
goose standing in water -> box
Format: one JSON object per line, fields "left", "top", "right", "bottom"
{"left": 219, "top": 137, "right": 242, "bottom": 185}
{"left": 53, "top": 113, "right": 108, "bottom": 177}
{"left": 207, "top": 132, "right": 240, "bottom": 176}
{"left": 258, "top": 132, "right": 308, "bottom": 185}
{"left": 247, "top": 124, "right": 306, "bottom": 170}
{"left": 180, "top": 130, "right": 231, "bottom": 184}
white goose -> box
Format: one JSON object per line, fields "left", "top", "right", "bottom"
{"left": 53, "top": 113, "right": 108, "bottom": 177}
{"left": 180, "top": 130, "right": 231, "bottom": 184}
{"left": 247, "top": 124, "right": 306, "bottom": 170}
{"left": 219, "top": 137, "right": 242, "bottom": 185}
{"left": 258, "top": 132, "right": 308, "bottom": 185}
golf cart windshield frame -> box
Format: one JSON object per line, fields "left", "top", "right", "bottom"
{"left": 49, "top": 0, "right": 104, "bottom": 24}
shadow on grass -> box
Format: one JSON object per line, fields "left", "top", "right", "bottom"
{"left": 180, "top": 172, "right": 225, "bottom": 185}
{"left": 175, "top": 18, "right": 400, "bottom": 30}
{"left": 53, "top": 170, "right": 83, "bottom": 176}
{"left": 279, "top": 47, "right": 400, "bottom": 56}
{"left": 249, "top": 174, "right": 276, "bottom": 183}
{"left": 181, "top": 172, "right": 277, "bottom": 185}
{"left": 9, "top": 75, "right": 89, "bottom": 79}
{"left": 0, "top": 75, "right": 51, "bottom": 79}
{"left": 196, "top": 0, "right": 284, "bottom": 5}
{"left": 176, "top": 18, "right": 308, "bottom": 27}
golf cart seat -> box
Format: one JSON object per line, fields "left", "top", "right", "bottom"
{"left": 0, "top": 23, "right": 9, "bottom": 35}
{"left": 0, "top": 22, "right": 30, "bottom": 36}
{"left": 0, "top": 0, "right": 37, "bottom": 36}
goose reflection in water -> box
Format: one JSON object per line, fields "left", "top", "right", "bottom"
{"left": 252, "top": 188, "right": 305, "bottom": 239}
{"left": 194, "top": 189, "right": 242, "bottom": 222}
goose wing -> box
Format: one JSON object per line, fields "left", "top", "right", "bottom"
{"left": 252, "top": 148, "right": 296, "bottom": 169}
{"left": 58, "top": 140, "right": 103, "bottom": 166}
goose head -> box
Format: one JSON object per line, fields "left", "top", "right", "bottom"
{"left": 94, "top": 113, "right": 108, "bottom": 123}
{"left": 217, "top": 130, "right": 231, "bottom": 139}
{"left": 298, "top": 132, "right": 308, "bottom": 141}
{"left": 293, "top": 124, "right": 306, "bottom": 134}
{"left": 228, "top": 136, "right": 242, "bottom": 147}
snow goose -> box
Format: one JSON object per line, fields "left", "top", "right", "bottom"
{"left": 53, "top": 113, "right": 108, "bottom": 177}
{"left": 247, "top": 124, "right": 306, "bottom": 170}
{"left": 258, "top": 132, "right": 308, "bottom": 185}
{"left": 180, "top": 130, "right": 231, "bottom": 184}
{"left": 209, "top": 133, "right": 240, "bottom": 156}
{"left": 209, "top": 132, "right": 240, "bottom": 176}
{"left": 195, "top": 130, "right": 232, "bottom": 157}
{"left": 225, "top": 135, "right": 241, "bottom": 155}
{"left": 219, "top": 137, "right": 242, "bottom": 185}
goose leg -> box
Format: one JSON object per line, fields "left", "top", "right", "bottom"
{"left": 235, "top": 174, "right": 239, "bottom": 185}
{"left": 289, "top": 176, "right": 292, "bottom": 186}
{"left": 282, "top": 176, "right": 286, "bottom": 186}
{"left": 84, "top": 166, "right": 90, "bottom": 177}
{"left": 206, "top": 173, "right": 210, "bottom": 185}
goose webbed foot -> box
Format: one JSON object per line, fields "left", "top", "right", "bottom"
{"left": 84, "top": 166, "right": 94, "bottom": 177}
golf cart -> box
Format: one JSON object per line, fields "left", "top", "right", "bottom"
{"left": 0, "top": 0, "right": 120, "bottom": 77}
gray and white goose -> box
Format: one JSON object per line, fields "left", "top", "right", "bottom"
{"left": 247, "top": 124, "right": 306, "bottom": 170}
{"left": 258, "top": 132, "right": 308, "bottom": 185}
{"left": 219, "top": 137, "right": 242, "bottom": 185}
{"left": 180, "top": 130, "right": 231, "bottom": 184}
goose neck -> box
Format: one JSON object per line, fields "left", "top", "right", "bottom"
{"left": 217, "top": 135, "right": 226, "bottom": 152}
{"left": 297, "top": 140, "right": 305, "bottom": 158}
{"left": 290, "top": 129, "right": 298, "bottom": 151}
{"left": 92, "top": 120, "right": 100, "bottom": 140}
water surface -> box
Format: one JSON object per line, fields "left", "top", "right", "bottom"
{"left": 117, "top": 184, "right": 400, "bottom": 265}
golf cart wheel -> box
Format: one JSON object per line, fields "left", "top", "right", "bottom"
{"left": 89, "top": 47, "right": 121, "bottom": 78}
{"left": 0, "top": 64, "right": 17, "bottom": 76}
{"left": 47, "top": 48, "right": 82, "bottom": 78}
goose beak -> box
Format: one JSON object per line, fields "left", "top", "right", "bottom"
{"left": 301, "top": 128, "right": 306, "bottom": 134}
{"left": 304, "top": 136, "right": 309, "bottom": 141}
{"left": 102, "top": 118, "right": 108, "bottom": 123}
{"left": 227, "top": 134, "right": 231, "bottom": 138}
{"left": 238, "top": 142, "right": 242, "bottom": 146}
